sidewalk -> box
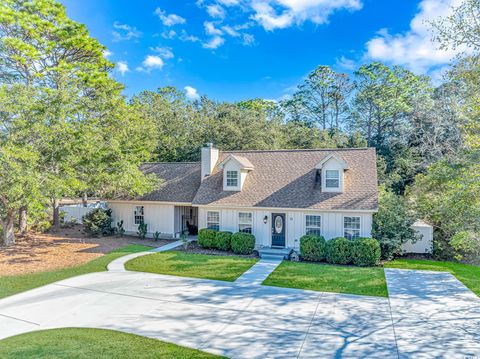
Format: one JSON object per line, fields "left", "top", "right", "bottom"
{"left": 234, "top": 258, "right": 283, "bottom": 286}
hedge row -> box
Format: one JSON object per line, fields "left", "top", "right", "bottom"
{"left": 300, "top": 235, "right": 381, "bottom": 267}
{"left": 198, "top": 229, "right": 255, "bottom": 255}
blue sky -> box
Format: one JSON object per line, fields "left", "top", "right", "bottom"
{"left": 61, "top": 0, "right": 459, "bottom": 101}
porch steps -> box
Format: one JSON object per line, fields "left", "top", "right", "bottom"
{"left": 258, "top": 247, "right": 292, "bottom": 260}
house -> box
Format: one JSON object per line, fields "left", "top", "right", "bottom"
{"left": 108, "top": 144, "right": 378, "bottom": 250}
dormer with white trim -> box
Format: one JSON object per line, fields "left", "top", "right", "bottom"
{"left": 315, "top": 154, "right": 349, "bottom": 193}
{"left": 218, "top": 155, "right": 254, "bottom": 191}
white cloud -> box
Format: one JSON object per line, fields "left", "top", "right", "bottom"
{"left": 242, "top": 33, "right": 255, "bottom": 45}
{"left": 112, "top": 22, "right": 142, "bottom": 41}
{"left": 251, "top": 0, "right": 362, "bottom": 31}
{"left": 204, "top": 21, "right": 223, "bottom": 36}
{"left": 103, "top": 49, "right": 113, "bottom": 58}
{"left": 116, "top": 61, "right": 129, "bottom": 75}
{"left": 139, "top": 55, "right": 164, "bottom": 71}
{"left": 184, "top": 86, "right": 200, "bottom": 100}
{"left": 150, "top": 46, "right": 174, "bottom": 59}
{"left": 207, "top": 4, "right": 226, "bottom": 18}
{"left": 154, "top": 7, "right": 186, "bottom": 26}
{"left": 179, "top": 30, "right": 201, "bottom": 42}
{"left": 203, "top": 36, "right": 225, "bottom": 49}
{"left": 217, "top": 0, "right": 241, "bottom": 6}
{"left": 161, "top": 30, "right": 177, "bottom": 39}
{"left": 365, "top": 0, "right": 464, "bottom": 73}
{"left": 335, "top": 55, "right": 356, "bottom": 70}
{"left": 222, "top": 25, "right": 241, "bottom": 37}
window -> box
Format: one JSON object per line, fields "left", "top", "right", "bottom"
{"left": 134, "top": 206, "right": 144, "bottom": 225}
{"left": 325, "top": 170, "right": 340, "bottom": 188}
{"left": 226, "top": 171, "right": 239, "bottom": 187}
{"left": 344, "top": 216, "right": 361, "bottom": 240}
{"left": 207, "top": 211, "right": 220, "bottom": 231}
{"left": 305, "top": 215, "right": 321, "bottom": 236}
{"left": 238, "top": 212, "right": 253, "bottom": 234}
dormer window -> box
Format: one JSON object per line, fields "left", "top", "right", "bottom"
{"left": 325, "top": 170, "right": 340, "bottom": 188}
{"left": 226, "top": 171, "right": 239, "bottom": 187}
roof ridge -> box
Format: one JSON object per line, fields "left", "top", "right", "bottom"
{"left": 222, "top": 147, "right": 373, "bottom": 154}
{"left": 142, "top": 161, "right": 200, "bottom": 165}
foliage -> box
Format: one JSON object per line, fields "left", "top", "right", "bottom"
{"left": 180, "top": 230, "right": 189, "bottom": 250}
{"left": 116, "top": 220, "right": 125, "bottom": 237}
{"left": 373, "top": 186, "right": 418, "bottom": 260}
{"left": 137, "top": 223, "right": 148, "bottom": 239}
{"left": 351, "top": 238, "right": 381, "bottom": 267}
{"left": 230, "top": 232, "right": 255, "bottom": 255}
{"left": 198, "top": 228, "right": 217, "bottom": 249}
{"left": 215, "top": 231, "right": 232, "bottom": 251}
{"left": 299, "top": 234, "right": 326, "bottom": 262}
{"left": 82, "top": 209, "right": 114, "bottom": 237}
{"left": 450, "top": 231, "right": 480, "bottom": 264}
{"left": 326, "top": 237, "right": 352, "bottom": 265}
{"left": 153, "top": 231, "right": 161, "bottom": 241}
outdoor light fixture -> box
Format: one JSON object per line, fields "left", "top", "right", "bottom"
{"left": 263, "top": 215, "right": 268, "bottom": 224}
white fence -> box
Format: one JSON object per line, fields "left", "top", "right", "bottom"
{"left": 402, "top": 220, "right": 434, "bottom": 254}
{"left": 60, "top": 202, "right": 106, "bottom": 224}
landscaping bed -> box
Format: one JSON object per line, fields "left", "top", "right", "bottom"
{"left": 178, "top": 241, "right": 258, "bottom": 258}
{"left": 263, "top": 261, "right": 388, "bottom": 297}
{"left": 0, "top": 225, "right": 169, "bottom": 276}
{"left": 0, "top": 328, "right": 222, "bottom": 359}
{"left": 125, "top": 251, "right": 258, "bottom": 282}
{"left": 0, "top": 244, "right": 151, "bottom": 299}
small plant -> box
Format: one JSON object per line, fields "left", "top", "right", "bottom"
{"left": 117, "top": 220, "right": 125, "bottom": 237}
{"left": 351, "top": 237, "right": 381, "bottom": 267}
{"left": 231, "top": 232, "right": 255, "bottom": 254}
{"left": 300, "top": 234, "right": 326, "bottom": 262}
{"left": 198, "top": 228, "right": 217, "bottom": 249}
{"left": 326, "top": 237, "right": 352, "bottom": 265}
{"left": 83, "top": 208, "right": 114, "bottom": 237}
{"left": 181, "top": 230, "right": 190, "bottom": 250}
{"left": 153, "top": 231, "right": 161, "bottom": 241}
{"left": 137, "top": 222, "right": 148, "bottom": 239}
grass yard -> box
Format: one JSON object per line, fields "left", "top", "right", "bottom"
{"left": 263, "top": 261, "right": 388, "bottom": 297}
{"left": 0, "top": 244, "right": 151, "bottom": 299}
{"left": 0, "top": 328, "right": 222, "bottom": 359}
{"left": 125, "top": 251, "right": 258, "bottom": 281}
{"left": 385, "top": 259, "right": 480, "bottom": 297}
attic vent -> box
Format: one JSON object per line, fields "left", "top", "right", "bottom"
{"left": 314, "top": 169, "right": 322, "bottom": 189}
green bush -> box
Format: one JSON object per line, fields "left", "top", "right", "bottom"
{"left": 198, "top": 228, "right": 217, "bottom": 249}
{"left": 215, "top": 231, "right": 232, "bottom": 251}
{"left": 300, "top": 235, "right": 326, "bottom": 262}
{"left": 351, "top": 238, "right": 381, "bottom": 267}
{"left": 326, "top": 237, "right": 352, "bottom": 264}
{"left": 83, "top": 208, "right": 114, "bottom": 236}
{"left": 231, "top": 232, "right": 255, "bottom": 254}
{"left": 137, "top": 223, "right": 148, "bottom": 239}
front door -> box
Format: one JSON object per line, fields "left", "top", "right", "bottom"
{"left": 271, "top": 213, "right": 286, "bottom": 247}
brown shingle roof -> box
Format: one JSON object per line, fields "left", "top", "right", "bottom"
{"left": 191, "top": 148, "right": 378, "bottom": 210}
{"left": 138, "top": 162, "right": 201, "bottom": 203}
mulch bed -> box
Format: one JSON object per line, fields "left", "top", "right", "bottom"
{"left": 0, "top": 225, "right": 171, "bottom": 276}
{"left": 177, "top": 241, "right": 259, "bottom": 259}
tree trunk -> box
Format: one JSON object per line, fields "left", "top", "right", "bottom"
{"left": 1, "top": 210, "right": 15, "bottom": 246}
{"left": 19, "top": 205, "right": 27, "bottom": 235}
{"left": 53, "top": 199, "right": 60, "bottom": 228}
{"left": 82, "top": 192, "right": 88, "bottom": 207}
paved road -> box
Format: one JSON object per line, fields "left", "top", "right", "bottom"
{"left": 0, "top": 264, "right": 478, "bottom": 358}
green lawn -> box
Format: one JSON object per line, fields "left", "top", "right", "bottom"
{"left": 385, "top": 259, "right": 480, "bottom": 297}
{"left": 0, "top": 328, "right": 222, "bottom": 359}
{"left": 0, "top": 244, "right": 151, "bottom": 299}
{"left": 263, "top": 261, "right": 388, "bottom": 297}
{"left": 125, "top": 251, "right": 258, "bottom": 282}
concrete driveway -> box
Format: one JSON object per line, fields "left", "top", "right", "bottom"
{"left": 0, "top": 266, "right": 478, "bottom": 358}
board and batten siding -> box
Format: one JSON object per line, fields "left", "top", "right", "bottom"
{"left": 108, "top": 202, "right": 175, "bottom": 236}
{"left": 197, "top": 207, "right": 373, "bottom": 249}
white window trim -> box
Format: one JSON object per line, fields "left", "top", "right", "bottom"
{"left": 325, "top": 170, "right": 340, "bottom": 189}
{"left": 206, "top": 210, "right": 221, "bottom": 231}
{"left": 343, "top": 215, "right": 361, "bottom": 240}
{"left": 134, "top": 206, "right": 144, "bottom": 226}
{"left": 238, "top": 211, "right": 254, "bottom": 234}
{"left": 226, "top": 170, "right": 239, "bottom": 187}
{"left": 304, "top": 214, "right": 322, "bottom": 236}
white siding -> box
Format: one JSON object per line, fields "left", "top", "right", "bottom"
{"left": 321, "top": 157, "right": 345, "bottom": 193}
{"left": 108, "top": 202, "right": 175, "bottom": 237}
{"left": 197, "top": 206, "right": 374, "bottom": 249}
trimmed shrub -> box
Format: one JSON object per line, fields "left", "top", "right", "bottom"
{"left": 137, "top": 222, "right": 148, "bottom": 239}
{"left": 300, "top": 234, "right": 326, "bottom": 262}
{"left": 83, "top": 208, "right": 114, "bottom": 236}
{"left": 215, "top": 231, "right": 232, "bottom": 251}
{"left": 198, "top": 228, "right": 217, "bottom": 249}
{"left": 326, "top": 237, "right": 352, "bottom": 264}
{"left": 231, "top": 232, "right": 255, "bottom": 254}
{"left": 351, "top": 238, "right": 381, "bottom": 267}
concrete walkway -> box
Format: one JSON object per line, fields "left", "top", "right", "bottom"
{"left": 107, "top": 240, "right": 184, "bottom": 272}
{"left": 235, "top": 258, "right": 282, "bottom": 286}
{"left": 385, "top": 268, "right": 480, "bottom": 359}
